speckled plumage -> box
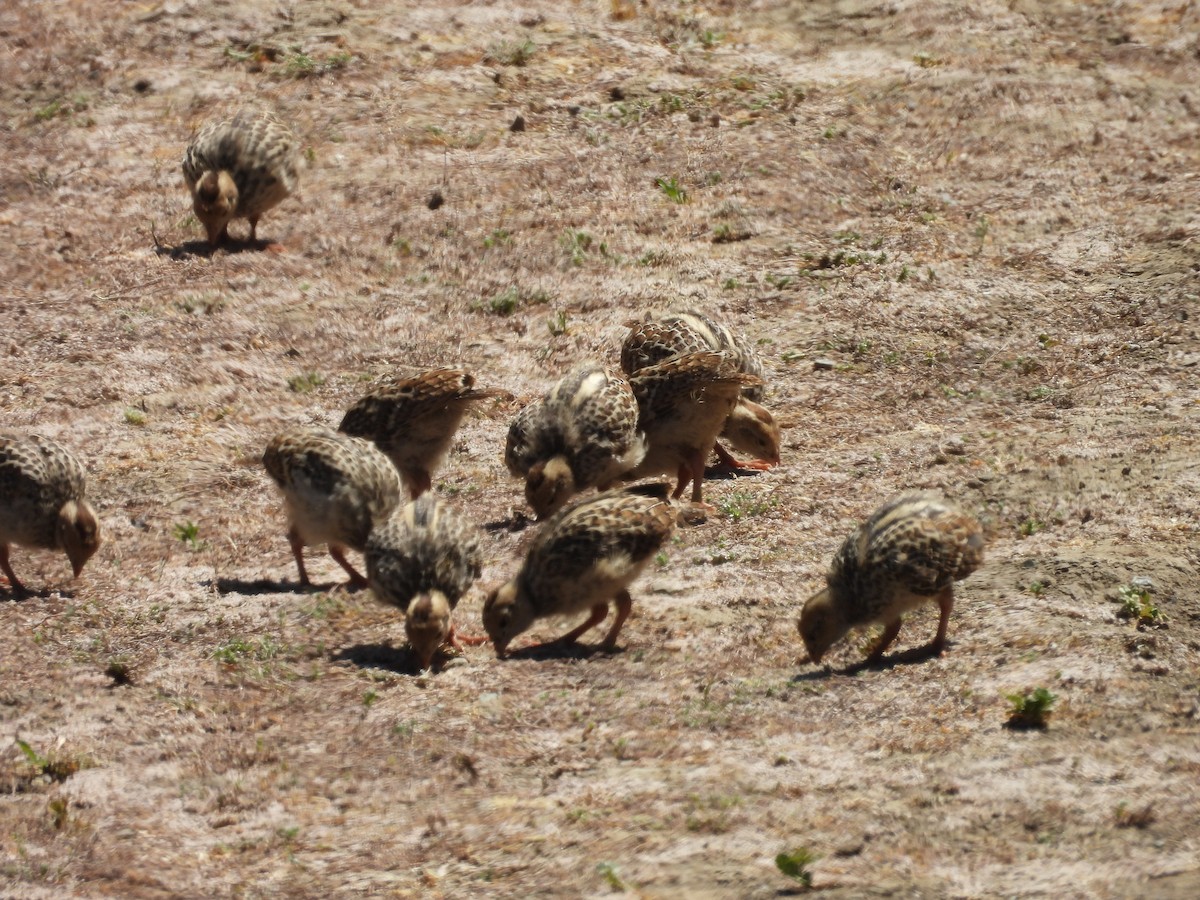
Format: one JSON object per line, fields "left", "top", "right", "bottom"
{"left": 182, "top": 108, "right": 300, "bottom": 246}
{"left": 625, "top": 351, "right": 761, "bottom": 503}
{"left": 366, "top": 495, "right": 484, "bottom": 669}
{"left": 621, "top": 310, "right": 766, "bottom": 402}
{"left": 483, "top": 484, "right": 675, "bottom": 657}
{"left": 622, "top": 311, "right": 780, "bottom": 469}
{"left": 799, "top": 494, "right": 985, "bottom": 665}
{"left": 504, "top": 364, "right": 646, "bottom": 518}
{"left": 262, "top": 428, "right": 402, "bottom": 588}
{"left": 339, "top": 368, "right": 502, "bottom": 499}
{"left": 0, "top": 434, "right": 101, "bottom": 593}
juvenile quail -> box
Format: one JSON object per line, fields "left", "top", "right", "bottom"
{"left": 182, "top": 108, "right": 301, "bottom": 248}
{"left": 0, "top": 434, "right": 102, "bottom": 594}
{"left": 365, "top": 495, "right": 484, "bottom": 669}
{"left": 483, "top": 484, "right": 675, "bottom": 658}
{"left": 339, "top": 368, "right": 502, "bottom": 499}
{"left": 799, "top": 494, "right": 985, "bottom": 665}
{"left": 621, "top": 311, "right": 780, "bottom": 470}
{"left": 504, "top": 363, "right": 646, "bottom": 519}
{"left": 262, "top": 428, "right": 401, "bottom": 589}
{"left": 625, "top": 351, "right": 761, "bottom": 505}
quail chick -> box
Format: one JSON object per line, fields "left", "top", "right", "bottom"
{"left": 483, "top": 484, "right": 675, "bottom": 658}
{"left": 625, "top": 351, "right": 761, "bottom": 505}
{"left": 262, "top": 428, "right": 401, "bottom": 589}
{"left": 799, "top": 495, "right": 985, "bottom": 665}
{"left": 366, "top": 495, "right": 484, "bottom": 669}
{"left": 339, "top": 368, "right": 502, "bottom": 499}
{"left": 504, "top": 364, "right": 646, "bottom": 519}
{"left": 621, "top": 311, "right": 779, "bottom": 470}
{"left": 0, "top": 434, "right": 102, "bottom": 594}
{"left": 182, "top": 108, "right": 301, "bottom": 248}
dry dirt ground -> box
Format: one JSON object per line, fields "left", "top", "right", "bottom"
{"left": 2, "top": 0, "right": 1199, "bottom": 897}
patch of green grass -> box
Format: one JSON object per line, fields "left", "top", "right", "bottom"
{"left": 655, "top": 175, "right": 688, "bottom": 204}
{"left": 483, "top": 228, "right": 511, "bottom": 249}
{"left": 487, "top": 38, "right": 536, "bottom": 66}
{"left": 776, "top": 847, "right": 818, "bottom": 887}
{"left": 287, "top": 372, "right": 326, "bottom": 393}
{"left": 547, "top": 310, "right": 569, "bottom": 337}
{"left": 716, "top": 491, "right": 776, "bottom": 523}
{"left": 15, "top": 739, "right": 83, "bottom": 783}
{"left": 1019, "top": 517, "right": 1043, "bottom": 537}
{"left": 174, "top": 521, "right": 202, "bottom": 550}
{"left": 561, "top": 229, "right": 594, "bottom": 265}
{"left": 595, "top": 862, "right": 625, "bottom": 891}
{"left": 1005, "top": 687, "right": 1057, "bottom": 730}
{"left": 123, "top": 408, "right": 147, "bottom": 426}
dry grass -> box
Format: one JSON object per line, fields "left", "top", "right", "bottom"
{"left": 2, "top": 0, "right": 1199, "bottom": 896}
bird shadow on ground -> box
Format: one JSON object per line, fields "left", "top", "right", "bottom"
{"left": 791, "top": 643, "right": 945, "bottom": 681}
{"left": 211, "top": 576, "right": 343, "bottom": 596}
{"left": 483, "top": 512, "right": 534, "bottom": 534}
{"left": 334, "top": 642, "right": 417, "bottom": 674}
{"left": 1, "top": 586, "right": 66, "bottom": 603}
{"left": 702, "top": 464, "right": 768, "bottom": 483}
{"left": 153, "top": 238, "right": 277, "bottom": 260}
{"left": 504, "top": 640, "right": 623, "bottom": 662}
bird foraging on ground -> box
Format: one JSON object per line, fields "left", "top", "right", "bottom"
{"left": 365, "top": 495, "right": 485, "bottom": 670}
{"left": 0, "top": 434, "right": 102, "bottom": 595}
{"left": 504, "top": 363, "right": 646, "bottom": 518}
{"left": 621, "top": 310, "right": 780, "bottom": 470}
{"left": 182, "top": 108, "right": 301, "bottom": 249}
{"left": 339, "top": 367, "right": 503, "bottom": 499}
{"left": 483, "top": 484, "right": 675, "bottom": 658}
{"left": 262, "top": 428, "right": 401, "bottom": 589}
{"left": 798, "top": 494, "right": 984, "bottom": 666}
{"left": 625, "top": 350, "right": 761, "bottom": 505}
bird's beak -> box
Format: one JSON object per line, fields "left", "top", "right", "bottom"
{"left": 72, "top": 559, "right": 85, "bottom": 578}
{"left": 494, "top": 641, "right": 509, "bottom": 660}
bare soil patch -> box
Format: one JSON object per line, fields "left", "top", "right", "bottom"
{"left": 2, "top": 1, "right": 1198, "bottom": 897}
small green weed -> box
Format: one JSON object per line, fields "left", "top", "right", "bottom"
{"left": 595, "top": 862, "right": 625, "bottom": 891}
{"left": 547, "top": 310, "right": 569, "bottom": 337}
{"left": 15, "top": 739, "right": 82, "bottom": 783}
{"left": 123, "top": 408, "right": 147, "bottom": 426}
{"left": 655, "top": 176, "right": 688, "bottom": 204}
{"left": 174, "top": 521, "right": 202, "bottom": 550}
{"left": 487, "top": 38, "right": 536, "bottom": 66}
{"left": 1116, "top": 583, "right": 1160, "bottom": 624}
{"left": 287, "top": 372, "right": 326, "bottom": 393}
{"left": 1005, "top": 687, "right": 1057, "bottom": 730}
{"left": 775, "top": 847, "right": 818, "bottom": 887}
{"left": 716, "top": 491, "right": 775, "bottom": 523}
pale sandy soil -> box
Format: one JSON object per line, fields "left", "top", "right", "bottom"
{"left": 1, "top": 1, "right": 1199, "bottom": 897}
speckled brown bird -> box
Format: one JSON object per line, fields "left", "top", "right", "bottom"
{"left": 262, "top": 428, "right": 402, "bottom": 589}
{"left": 365, "top": 494, "right": 484, "bottom": 669}
{"left": 182, "top": 108, "right": 301, "bottom": 248}
{"left": 625, "top": 351, "right": 762, "bottom": 505}
{"left": 504, "top": 363, "right": 646, "bottom": 519}
{"left": 339, "top": 367, "right": 502, "bottom": 499}
{"left": 483, "top": 483, "right": 675, "bottom": 658}
{"left": 0, "top": 434, "right": 102, "bottom": 595}
{"left": 798, "top": 495, "right": 985, "bottom": 665}
{"left": 621, "top": 310, "right": 780, "bottom": 470}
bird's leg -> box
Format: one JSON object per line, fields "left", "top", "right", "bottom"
{"left": 867, "top": 618, "right": 903, "bottom": 663}
{"left": 446, "top": 622, "right": 490, "bottom": 648}
{"left": 600, "top": 590, "right": 633, "bottom": 650}
{"left": 671, "top": 462, "right": 691, "bottom": 500}
{"left": 930, "top": 587, "right": 955, "bottom": 655}
{"left": 287, "top": 528, "right": 311, "bottom": 587}
{"left": 712, "top": 442, "right": 774, "bottom": 472}
{"left": 329, "top": 545, "right": 369, "bottom": 590}
{"left": 0, "top": 544, "right": 28, "bottom": 596}
{"left": 251, "top": 216, "right": 287, "bottom": 253}
{"left": 688, "top": 450, "right": 708, "bottom": 504}
{"left": 548, "top": 602, "right": 609, "bottom": 646}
